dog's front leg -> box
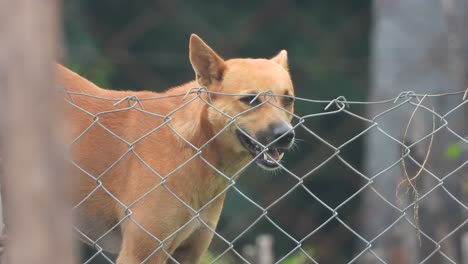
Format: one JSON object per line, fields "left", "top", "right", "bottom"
{"left": 116, "top": 221, "right": 176, "bottom": 264}
{"left": 115, "top": 192, "right": 196, "bottom": 264}
{"left": 171, "top": 194, "right": 226, "bottom": 264}
{"left": 170, "top": 226, "right": 215, "bottom": 264}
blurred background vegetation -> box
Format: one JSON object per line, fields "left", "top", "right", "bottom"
{"left": 63, "top": 0, "right": 373, "bottom": 263}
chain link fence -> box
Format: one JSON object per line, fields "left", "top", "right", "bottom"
{"left": 66, "top": 87, "right": 468, "bottom": 264}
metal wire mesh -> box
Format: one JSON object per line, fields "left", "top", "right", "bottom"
{"left": 66, "top": 87, "right": 468, "bottom": 264}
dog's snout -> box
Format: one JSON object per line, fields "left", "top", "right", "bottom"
{"left": 272, "top": 124, "right": 295, "bottom": 146}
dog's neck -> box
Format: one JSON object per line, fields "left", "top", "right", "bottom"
{"left": 151, "top": 81, "right": 250, "bottom": 204}
{"left": 161, "top": 81, "right": 212, "bottom": 144}
{"left": 162, "top": 81, "right": 249, "bottom": 174}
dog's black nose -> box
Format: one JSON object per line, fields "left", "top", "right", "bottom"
{"left": 272, "top": 124, "right": 295, "bottom": 147}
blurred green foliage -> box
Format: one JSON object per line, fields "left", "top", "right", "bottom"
{"left": 446, "top": 143, "right": 463, "bottom": 159}
{"left": 446, "top": 139, "right": 467, "bottom": 160}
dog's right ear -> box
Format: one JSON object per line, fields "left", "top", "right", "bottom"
{"left": 189, "top": 34, "right": 226, "bottom": 87}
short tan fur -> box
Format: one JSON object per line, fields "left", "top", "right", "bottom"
{"left": 60, "top": 34, "right": 295, "bottom": 263}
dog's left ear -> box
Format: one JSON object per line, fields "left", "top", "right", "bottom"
{"left": 271, "top": 50, "right": 288, "bottom": 71}
{"left": 189, "top": 34, "right": 226, "bottom": 87}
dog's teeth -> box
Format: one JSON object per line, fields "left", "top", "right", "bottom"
{"left": 278, "top": 152, "right": 284, "bottom": 161}
{"left": 263, "top": 153, "right": 268, "bottom": 160}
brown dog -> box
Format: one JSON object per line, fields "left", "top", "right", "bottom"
{"left": 59, "top": 34, "right": 295, "bottom": 263}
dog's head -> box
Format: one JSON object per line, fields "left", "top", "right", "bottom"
{"left": 189, "top": 34, "right": 295, "bottom": 170}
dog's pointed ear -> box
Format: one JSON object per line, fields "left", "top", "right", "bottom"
{"left": 271, "top": 50, "right": 288, "bottom": 71}
{"left": 189, "top": 34, "right": 226, "bottom": 87}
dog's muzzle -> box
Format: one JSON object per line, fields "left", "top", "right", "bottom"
{"left": 236, "top": 123, "right": 295, "bottom": 170}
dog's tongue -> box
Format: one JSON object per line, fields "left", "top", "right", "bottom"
{"left": 268, "top": 149, "right": 280, "bottom": 160}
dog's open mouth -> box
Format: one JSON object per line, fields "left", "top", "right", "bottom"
{"left": 236, "top": 130, "right": 286, "bottom": 170}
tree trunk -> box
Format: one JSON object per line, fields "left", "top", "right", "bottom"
{"left": 359, "top": 0, "right": 468, "bottom": 263}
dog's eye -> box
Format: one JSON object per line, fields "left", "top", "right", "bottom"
{"left": 283, "top": 96, "right": 295, "bottom": 106}
{"left": 240, "top": 95, "right": 260, "bottom": 106}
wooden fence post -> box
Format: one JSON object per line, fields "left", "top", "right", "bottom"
{"left": 0, "top": 0, "right": 74, "bottom": 263}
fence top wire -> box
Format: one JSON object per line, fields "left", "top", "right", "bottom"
{"left": 63, "top": 87, "right": 468, "bottom": 104}
{"left": 64, "top": 86, "right": 468, "bottom": 264}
